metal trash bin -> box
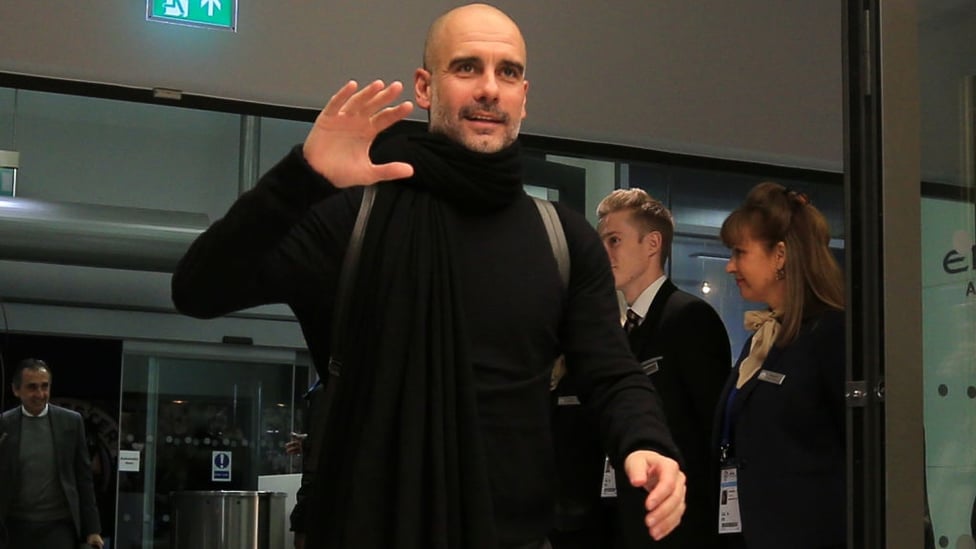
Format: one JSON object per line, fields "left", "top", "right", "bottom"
{"left": 171, "top": 490, "right": 286, "bottom": 549}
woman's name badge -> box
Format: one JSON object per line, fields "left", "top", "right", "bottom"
{"left": 718, "top": 465, "right": 742, "bottom": 533}
{"left": 757, "top": 369, "right": 786, "bottom": 385}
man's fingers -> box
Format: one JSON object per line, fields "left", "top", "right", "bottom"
{"left": 341, "top": 79, "right": 388, "bottom": 114}
{"left": 319, "top": 80, "right": 410, "bottom": 130}
{"left": 643, "top": 465, "right": 677, "bottom": 510}
{"left": 623, "top": 452, "right": 649, "bottom": 487}
{"left": 622, "top": 452, "right": 687, "bottom": 541}
{"left": 645, "top": 470, "right": 686, "bottom": 540}
{"left": 322, "top": 80, "right": 359, "bottom": 118}
{"left": 362, "top": 80, "right": 405, "bottom": 113}
{"left": 372, "top": 102, "right": 414, "bottom": 132}
{"left": 647, "top": 495, "right": 685, "bottom": 540}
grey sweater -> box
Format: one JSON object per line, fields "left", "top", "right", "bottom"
{"left": 10, "top": 414, "right": 71, "bottom": 522}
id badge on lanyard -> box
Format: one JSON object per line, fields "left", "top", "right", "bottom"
{"left": 718, "top": 463, "right": 742, "bottom": 533}
{"left": 718, "top": 386, "right": 742, "bottom": 534}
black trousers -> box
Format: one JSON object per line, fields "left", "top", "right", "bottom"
{"left": 505, "top": 539, "right": 552, "bottom": 549}
{"left": 724, "top": 534, "right": 845, "bottom": 549}
{"left": 6, "top": 518, "right": 77, "bottom": 549}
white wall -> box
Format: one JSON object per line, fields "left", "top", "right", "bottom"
{"left": 0, "top": 0, "right": 843, "bottom": 170}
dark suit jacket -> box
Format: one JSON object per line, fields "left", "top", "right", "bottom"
{"left": 613, "top": 279, "right": 731, "bottom": 549}
{"left": 713, "top": 309, "right": 845, "bottom": 549}
{"left": 0, "top": 404, "right": 102, "bottom": 541}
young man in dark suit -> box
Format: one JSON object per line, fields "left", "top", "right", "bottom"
{"left": 0, "top": 358, "right": 104, "bottom": 549}
{"left": 596, "top": 189, "right": 731, "bottom": 549}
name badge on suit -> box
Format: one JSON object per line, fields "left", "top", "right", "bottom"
{"left": 640, "top": 356, "right": 662, "bottom": 375}
{"left": 757, "top": 369, "right": 786, "bottom": 385}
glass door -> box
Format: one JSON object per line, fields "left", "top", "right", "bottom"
{"left": 114, "top": 342, "right": 309, "bottom": 549}
{"left": 844, "top": 0, "right": 925, "bottom": 546}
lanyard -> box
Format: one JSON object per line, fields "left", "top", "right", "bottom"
{"left": 719, "top": 386, "right": 738, "bottom": 464}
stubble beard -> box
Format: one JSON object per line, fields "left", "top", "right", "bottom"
{"left": 429, "top": 101, "right": 519, "bottom": 154}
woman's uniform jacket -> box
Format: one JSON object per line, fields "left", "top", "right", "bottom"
{"left": 713, "top": 309, "right": 845, "bottom": 549}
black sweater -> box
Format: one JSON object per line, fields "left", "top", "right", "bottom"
{"left": 172, "top": 146, "right": 678, "bottom": 544}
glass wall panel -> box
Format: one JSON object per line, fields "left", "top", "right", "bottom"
{"left": 0, "top": 87, "right": 15, "bottom": 148}
{"left": 259, "top": 117, "right": 312, "bottom": 175}
{"left": 919, "top": 1, "right": 976, "bottom": 546}
{"left": 4, "top": 90, "right": 240, "bottom": 221}
{"left": 546, "top": 155, "right": 616, "bottom": 225}
{"left": 116, "top": 347, "right": 307, "bottom": 549}
{"left": 921, "top": 197, "right": 976, "bottom": 548}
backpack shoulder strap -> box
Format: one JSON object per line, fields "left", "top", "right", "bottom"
{"left": 532, "top": 197, "right": 570, "bottom": 288}
{"left": 307, "top": 185, "right": 376, "bottom": 471}
{"left": 328, "top": 185, "right": 376, "bottom": 376}
{"left": 532, "top": 197, "right": 572, "bottom": 392}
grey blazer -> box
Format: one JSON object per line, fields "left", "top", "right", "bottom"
{"left": 0, "top": 404, "right": 102, "bottom": 541}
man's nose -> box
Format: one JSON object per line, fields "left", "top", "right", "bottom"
{"left": 475, "top": 72, "right": 500, "bottom": 101}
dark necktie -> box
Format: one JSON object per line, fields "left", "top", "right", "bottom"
{"left": 623, "top": 308, "right": 642, "bottom": 334}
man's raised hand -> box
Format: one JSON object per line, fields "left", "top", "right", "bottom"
{"left": 302, "top": 80, "right": 415, "bottom": 188}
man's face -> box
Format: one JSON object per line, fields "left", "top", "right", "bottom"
{"left": 599, "top": 210, "right": 658, "bottom": 298}
{"left": 415, "top": 6, "right": 529, "bottom": 153}
{"left": 13, "top": 368, "right": 51, "bottom": 416}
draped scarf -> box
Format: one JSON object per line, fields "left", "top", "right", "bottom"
{"left": 737, "top": 309, "right": 781, "bottom": 388}
{"left": 306, "top": 132, "right": 524, "bottom": 549}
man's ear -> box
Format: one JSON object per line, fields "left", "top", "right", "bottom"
{"left": 645, "top": 231, "right": 662, "bottom": 257}
{"left": 414, "top": 68, "right": 432, "bottom": 110}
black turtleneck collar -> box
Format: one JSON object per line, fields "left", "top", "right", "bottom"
{"left": 371, "top": 131, "right": 524, "bottom": 212}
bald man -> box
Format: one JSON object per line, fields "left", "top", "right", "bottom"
{"left": 173, "top": 4, "right": 686, "bottom": 548}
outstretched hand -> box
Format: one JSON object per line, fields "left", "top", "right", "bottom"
{"left": 623, "top": 450, "right": 687, "bottom": 541}
{"left": 302, "top": 80, "right": 415, "bottom": 188}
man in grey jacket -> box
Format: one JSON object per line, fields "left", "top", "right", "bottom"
{"left": 0, "top": 358, "right": 103, "bottom": 549}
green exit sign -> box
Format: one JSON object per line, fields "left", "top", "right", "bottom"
{"left": 148, "top": 0, "right": 237, "bottom": 31}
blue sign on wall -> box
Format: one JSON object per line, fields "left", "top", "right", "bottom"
{"left": 212, "top": 450, "right": 232, "bottom": 482}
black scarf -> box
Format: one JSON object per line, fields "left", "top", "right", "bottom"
{"left": 308, "top": 132, "right": 524, "bottom": 549}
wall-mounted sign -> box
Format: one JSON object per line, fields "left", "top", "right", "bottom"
{"left": 212, "top": 450, "right": 232, "bottom": 482}
{"left": 118, "top": 450, "right": 141, "bottom": 472}
{"left": 148, "top": 0, "right": 237, "bottom": 31}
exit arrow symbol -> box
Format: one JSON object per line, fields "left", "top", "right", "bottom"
{"left": 202, "top": 0, "right": 221, "bottom": 16}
